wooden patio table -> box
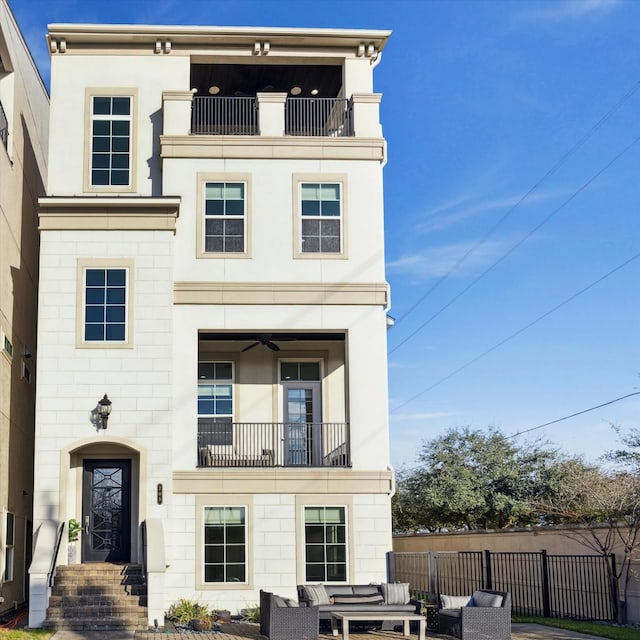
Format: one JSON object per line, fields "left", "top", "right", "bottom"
{"left": 330, "top": 612, "right": 426, "bottom": 640}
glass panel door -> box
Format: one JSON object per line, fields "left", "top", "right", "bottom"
{"left": 283, "top": 382, "right": 321, "bottom": 465}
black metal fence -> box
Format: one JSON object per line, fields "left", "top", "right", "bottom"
{"left": 388, "top": 550, "right": 617, "bottom": 622}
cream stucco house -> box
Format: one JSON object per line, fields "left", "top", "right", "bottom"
{"left": 29, "top": 22, "right": 393, "bottom": 629}
{"left": 0, "top": 0, "right": 48, "bottom": 617}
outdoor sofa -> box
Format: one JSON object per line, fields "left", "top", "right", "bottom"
{"left": 437, "top": 589, "right": 511, "bottom": 640}
{"left": 297, "top": 583, "right": 420, "bottom": 625}
{"left": 260, "top": 589, "right": 318, "bottom": 640}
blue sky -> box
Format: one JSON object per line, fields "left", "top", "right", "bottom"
{"left": 11, "top": 0, "right": 640, "bottom": 470}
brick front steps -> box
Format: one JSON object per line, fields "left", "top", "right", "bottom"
{"left": 44, "top": 563, "right": 148, "bottom": 631}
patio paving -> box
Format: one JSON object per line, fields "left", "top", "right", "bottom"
{"left": 47, "top": 620, "right": 611, "bottom": 640}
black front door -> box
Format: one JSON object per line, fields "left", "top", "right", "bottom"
{"left": 82, "top": 460, "right": 131, "bottom": 562}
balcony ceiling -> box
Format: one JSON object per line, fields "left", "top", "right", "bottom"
{"left": 191, "top": 64, "right": 343, "bottom": 98}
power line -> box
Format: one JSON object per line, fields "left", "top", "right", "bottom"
{"left": 389, "top": 131, "right": 640, "bottom": 356}
{"left": 390, "top": 248, "right": 640, "bottom": 413}
{"left": 391, "top": 78, "right": 640, "bottom": 330}
{"left": 506, "top": 392, "right": 640, "bottom": 440}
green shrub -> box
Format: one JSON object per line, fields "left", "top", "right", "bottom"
{"left": 166, "top": 598, "right": 211, "bottom": 623}
{"left": 241, "top": 605, "right": 260, "bottom": 622}
{"left": 67, "top": 519, "right": 81, "bottom": 543}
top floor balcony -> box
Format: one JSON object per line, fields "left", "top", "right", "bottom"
{"left": 0, "top": 100, "right": 8, "bottom": 149}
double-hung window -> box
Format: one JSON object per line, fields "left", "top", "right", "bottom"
{"left": 204, "top": 182, "right": 246, "bottom": 253}
{"left": 304, "top": 506, "right": 347, "bottom": 582}
{"left": 300, "top": 183, "right": 342, "bottom": 254}
{"left": 198, "top": 362, "right": 233, "bottom": 446}
{"left": 84, "top": 268, "right": 128, "bottom": 342}
{"left": 4, "top": 511, "right": 14, "bottom": 582}
{"left": 90, "top": 96, "right": 132, "bottom": 187}
{"left": 203, "top": 506, "right": 246, "bottom": 583}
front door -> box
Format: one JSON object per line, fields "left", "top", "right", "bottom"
{"left": 283, "top": 382, "right": 321, "bottom": 465}
{"left": 82, "top": 460, "right": 131, "bottom": 562}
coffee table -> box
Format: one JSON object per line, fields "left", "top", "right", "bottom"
{"left": 330, "top": 612, "right": 426, "bottom": 640}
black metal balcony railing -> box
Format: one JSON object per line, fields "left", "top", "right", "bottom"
{"left": 285, "top": 98, "right": 352, "bottom": 137}
{"left": 197, "top": 421, "right": 350, "bottom": 468}
{"left": 189, "top": 96, "right": 354, "bottom": 137}
{"left": 191, "top": 96, "right": 258, "bottom": 135}
{"left": 0, "top": 100, "right": 8, "bottom": 149}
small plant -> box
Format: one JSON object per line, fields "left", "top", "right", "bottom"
{"left": 241, "top": 605, "right": 260, "bottom": 622}
{"left": 166, "top": 598, "right": 211, "bottom": 624}
{"left": 67, "top": 519, "right": 81, "bottom": 543}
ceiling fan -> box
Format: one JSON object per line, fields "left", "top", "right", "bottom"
{"left": 241, "top": 334, "right": 283, "bottom": 352}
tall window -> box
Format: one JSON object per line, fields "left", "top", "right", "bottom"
{"left": 84, "top": 268, "right": 127, "bottom": 342}
{"left": 90, "top": 96, "right": 132, "bottom": 187}
{"left": 304, "top": 506, "right": 346, "bottom": 582}
{"left": 4, "top": 512, "right": 14, "bottom": 582}
{"left": 204, "top": 182, "right": 246, "bottom": 253}
{"left": 198, "top": 362, "right": 233, "bottom": 445}
{"left": 203, "top": 506, "right": 246, "bottom": 583}
{"left": 300, "top": 183, "right": 341, "bottom": 253}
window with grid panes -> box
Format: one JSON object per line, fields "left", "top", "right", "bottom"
{"left": 204, "top": 182, "right": 246, "bottom": 252}
{"left": 198, "top": 362, "right": 233, "bottom": 445}
{"left": 203, "top": 506, "right": 246, "bottom": 583}
{"left": 90, "top": 96, "right": 131, "bottom": 187}
{"left": 300, "top": 183, "right": 341, "bottom": 253}
{"left": 84, "top": 268, "right": 127, "bottom": 342}
{"left": 304, "top": 506, "right": 347, "bottom": 581}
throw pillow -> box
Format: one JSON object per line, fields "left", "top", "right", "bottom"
{"left": 273, "top": 595, "right": 287, "bottom": 608}
{"left": 440, "top": 594, "right": 473, "bottom": 609}
{"left": 472, "top": 591, "right": 503, "bottom": 608}
{"left": 284, "top": 598, "right": 299, "bottom": 608}
{"left": 381, "top": 582, "right": 410, "bottom": 605}
{"left": 331, "top": 593, "right": 385, "bottom": 605}
{"left": 303, "top": 584, "right": 330, "bottom": 606}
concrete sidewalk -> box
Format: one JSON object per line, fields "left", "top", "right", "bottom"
{"left": 47, "top": 621, "right": 615, "bottom": 640}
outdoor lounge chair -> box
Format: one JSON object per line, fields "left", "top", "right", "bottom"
{"left": 260, "top": 589, "right": 318, "bottom": 640}
{"left": 437, "top": 589, "right": 511, "bottom": 640}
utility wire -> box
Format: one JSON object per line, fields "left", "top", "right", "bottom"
{"left": 505, "top": 391, "right": 640, "bottom": 440}
{"left": 389, "top": 131, "right": 640, "bottom": 356}
{"left": 390, "top": 249, "right": 640, "bottom": 414}
{"left": 391, "top": 78, "right": 640, "bottom": 330}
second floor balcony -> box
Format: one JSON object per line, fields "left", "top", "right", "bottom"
{"left": 197, "top": 420, "right": 350, "bottom": 468}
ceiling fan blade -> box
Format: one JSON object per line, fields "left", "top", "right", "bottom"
{"left": 241, "top": 342, "right": 260, "bottom": 352}
{"left": 266, "top": 341, "right": 281, "bottom": 351}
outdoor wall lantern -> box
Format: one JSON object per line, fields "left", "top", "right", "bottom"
{"left": 97, "top": 394, "right": 112, "bottom": 429}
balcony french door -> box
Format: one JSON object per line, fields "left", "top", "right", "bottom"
{"left": 283, "top": 382, "right": 321, "bottom": 465}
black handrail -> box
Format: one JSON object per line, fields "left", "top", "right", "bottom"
{"left": 48, "top": 521, "right": 65, "bottom": 587}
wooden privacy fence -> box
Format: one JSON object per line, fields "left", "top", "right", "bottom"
{"left": 388, "top": 550, "right": 617, "bottom": 622}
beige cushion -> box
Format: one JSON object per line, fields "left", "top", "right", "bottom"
{"left": 381, "top": 582, "right": 410, "bottom": 605}
{"left": 440, "top": 594, "right": 473, "bottom": 609}
{"left": 472, "top": 591, "right": 503, "bottom": 608}
{"left": 303, "top": 584, "right": 330, "bottom": 605}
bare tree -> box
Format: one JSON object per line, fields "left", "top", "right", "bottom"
{"left": 532, "top": 459, "right": 640, "bottom": 624}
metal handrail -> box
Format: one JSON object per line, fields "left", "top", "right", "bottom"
{"left": 285, "top": 97, "right": 352, "bottom": 137}
{"left": 48, "top": 521, "right": 65, "bottom": 587}
{"left": 191, "top": 96, "right": 258, "bottom": 135}
{"left": 197, "top": 421, "right": 350, "bottom": 468}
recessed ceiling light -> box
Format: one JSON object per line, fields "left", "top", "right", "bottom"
{"left": 209, "top": 85, "right": 220, "bottom": 95}
{"left": 311, "top": 89, "right": 319, "bottom": 96}
{"left": 290, "top": 86, "right": 302, "bottom": 95}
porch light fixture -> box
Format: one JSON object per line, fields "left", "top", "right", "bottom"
{"left": 311, "top": 89, "right": 319, "bottom": 96}
{"left": 290, "top": 86, "right": 302, "bottom": 96}
{"left": 97, "top": 394, "right": 112, "bottom": 429}
{"left": 208, "top": 85, "right": 220, "bottom": 95}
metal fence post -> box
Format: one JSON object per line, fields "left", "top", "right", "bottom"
{"left": 609, "top": 553, "right": 619, "bottom": 622}
{"left": 541, "top": 549, "right": 551, "bottom": 617}
{"left": 484, "top": 550, "right": 493, "bottom": 590}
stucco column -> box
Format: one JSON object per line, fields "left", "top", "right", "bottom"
{"left": 162, "top": 90, "right": 195, "bottom": 136}
{"left": 257, "top": 92, "right": 287, "bottom": 136}
{"left": 351, "top": 93, "right": 383, "bottom": 138}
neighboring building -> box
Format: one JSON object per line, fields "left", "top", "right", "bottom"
{"left": 30, "top": 22, "right": 392, "bottom": 628}
{"left": 0, "top": 0, "right": 49, "bottom": 616}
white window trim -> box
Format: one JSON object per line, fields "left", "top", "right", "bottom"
{"left": 292, "top": 174, "right": 348, "bottom": 260}
{"left": 196, "top": 173, "right": 252, "bottom": 259}
{"left": 195, "top": 495, "right": 254, "bottom": 591}
{"left": 84, "top": 88, "right": 138, "bottom": 194}
{"left": 295, "top": 495, "right": 354, "bottom": 585}
{"left": 76, "top": 258, "right": 135, "bottom": 349}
